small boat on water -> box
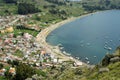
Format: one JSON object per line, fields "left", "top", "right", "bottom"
{"left": 86, "top": 43, "right": 90, "bottom": 46}
{"left": 85, "top": 57, "right": 88, "bottom": 60}
{"left": 110, "top": 40, "right": 113, "bottom": 42}
{"left": 94, "top": 56, "right": 97, "bottom": 58}
{"left": 75, "top": 57, "right": 80, "bottom": 60}
{"left": 62, "top": 51, "right": 71, "bottom": 56}
{"left": 57, "top": 44, "right": 62, "bottom": 47}
{"left": 105, "top": 42, "right": 108, "bottom": 44}
{"left": 104, "top": 46, "right": 112, "bottom": 51}
{"left": 59, "top": 47, "right": 64, "bottom": 50}
{"left": 104, "top": 46, "right": 107, "bottom": 49}
{"left": 107, "top": 47, "right": 112, "bottom": 51}
{"left": 87, "top": 61, "right": 90, "bottom": 64}
{"left": 80, "top": 44, "right": 84, "bottom": 47}
{"left": 63, "top": 51, "right": 66, "bottom": 54}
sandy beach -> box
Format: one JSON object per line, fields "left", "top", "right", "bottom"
{"left": 35, "top": 13, "right": 96, "bottom": 66}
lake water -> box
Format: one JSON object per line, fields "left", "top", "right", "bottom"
{"left": 46, "top": 10, "right": 120, "bottom": 64}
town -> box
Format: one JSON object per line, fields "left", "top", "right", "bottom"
{"left": 0, "top": 14, "right": 84, "bottom": 79}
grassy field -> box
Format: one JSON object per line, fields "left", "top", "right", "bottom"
{"left": 0, "top": 2, "right": 17, "bottom": 16}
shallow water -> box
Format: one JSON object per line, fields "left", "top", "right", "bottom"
{"left": 46, "top": 10, "right": 120, "bottom": 64}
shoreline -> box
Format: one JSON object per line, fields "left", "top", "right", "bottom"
{"left": 36, "top": 12, "right": 99, "bottom": 66}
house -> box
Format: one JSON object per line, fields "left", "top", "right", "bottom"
{"left": 0, "top": 30, "right": 5, "bottom": 34}
{"left": 53, "top": 58, "right": 58, "bottom": 63}
{"left": 41, "top": 50, "right": 46, "bottom": 55}
{"left": 23, "top": 33, "right": 32, "bottom": 40}
{"left": 0, "top": 68, "right": 6, "bottom": 76}
{"left": 74, "top": 61, "right": 83, "bottom": 66}
{"left": 0, "top": 38, "right": 3, "bottom": 44}
{"left": 4, "top": 39, "right": 11, "bottom": 45}
{"left": 5, "top": 27, "right": 14, "bottom": 33}
{"left": 9, "top": 67, "right": 16, "bottom": 75}
{"left": 99, "top": 68, "right": 109, "bottom": 73}
{"left": 36, "top": 63, "right": 40, "bottom": 67}
{"left": 8, "top": 33, "right": 14, "bottom": 38}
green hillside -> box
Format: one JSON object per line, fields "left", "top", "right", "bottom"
{"left": 41, "top": 48, "right": 120, "bottom": 80}
{"left": 0, "top": 0, "right": 84, "bottom": 16}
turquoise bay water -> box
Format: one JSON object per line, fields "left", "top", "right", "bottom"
{"left": 46, "top": 10, "right": 120, "bottom": 64}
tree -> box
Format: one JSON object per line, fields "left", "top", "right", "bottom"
{"left": 18, "top": 3, "right": 41, "bottom": 15}
{"left": 7, "top": 60, "right": 12, "bottom": 64}
{"left": 12, "top": 60, "right": 19, "bottom": 66}
{"left": 101, "top": 54, "right": 114, "bottom": 66}
{"left": 74, "top": 68, "right": 82, "bottom": 75}
{"left": 14, "top": 63, "right": 35, "bottom": 80}
{"left": 0, "top": 63, "right": 3, "bottom": 69}
{"left": 5, "top": 69, "right": 13, "bottom": 80}
{"left": 45, "top": 0, "right": 66, "bottom": 5}
{"left": 4, "top": 0, "right": 17, "bottom": 3}
{"left": 49, "top": 9, "right": 59, "bottom": 14}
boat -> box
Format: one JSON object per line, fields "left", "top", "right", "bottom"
{"left": 107, "top": 47, "right": 112, "bottom": 51}
{"left": 86, "top": 43, "right": 90, "bottom": 46}
{"left": 105, "top": 42, "right": 108, "bottom": 44}
{"left": 57, "top": 44, "right": 62, "bottom": 47}
{"left": 104, "top": 46, "right": 108, "bottom": 50}
{"left": 62, "top": 51, "right": 71, "bottom": 56}
{"left": 85, "top": 57, "right": 88, "bottom": 60}
{"left": 80, "top": 44, "right": 84, "bottom": 47}
{"left": 59, "top": 47, "right": 64, "bottom": 50}
{"left": 110, "top": 40, "right": 113, "bottom": 42}
{"left": 75, "top": 57, "right": 80, "bottom": 60}
{"left": 94, "top": 56, "right": 97, "bottom": 58}
{"left": 87, "top": 61, "right": 90, "bottom": 64}
{"left": 104, "top": 46, "right": 112, "bottom": 51}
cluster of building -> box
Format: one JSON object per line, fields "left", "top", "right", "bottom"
{"left": 0, "top": 32, "right": 62, "bottom": 77}
{"left": 0, "top": 15, "right": 25, "bottom": 29}
{"left": 0, "top": 15, "right": 42, "bottom": 35}
{"left": 0, "top": 15, "right": 22, "bottom": 34}
{"left": 0, "top": 32, "right": 39, "bottom": 57}
{"left": 0, "top": 16, "right": 17, "bottom": 29}
{"left": 0, "top": 67, "right": 16, "bottom": 76}
{"left": 0, "top": 14, "right": 83, "bottom": 78}
{"left": 0, "top": 26, "right": 14, "bottom": 34}
{"left": 0, "top": 32, "right": 62, "bottom": 66}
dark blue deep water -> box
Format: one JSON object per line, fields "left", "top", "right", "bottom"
{"left": 46, "top": 10, "right": 120, "bottom": 64}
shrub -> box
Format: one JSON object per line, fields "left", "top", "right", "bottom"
{"left": 101, "top": 54, "right": 114, "bottom": 66}
{"left": 0, "top": 63, "right": 3, "bottom": 69}
{"left": 14, "top": 63, "right": 35, "bottom": 80}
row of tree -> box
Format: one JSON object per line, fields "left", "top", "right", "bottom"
{"left": 4, "top": 0, "right": 17, "bottom": 3}
{"left": 49, "top": 8, "right": 67, "bottom": 20}
{"left": 82, "top": 0, "right": 120, "bottom": 12}
{"left": 4, "top": 0, "right": 41, "bottom": 15}
{"left": 18, "top": 3, "right": 41, "bottom": 15}
{"left": 45, "top": 0, "right": 67, "bottom": 5}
